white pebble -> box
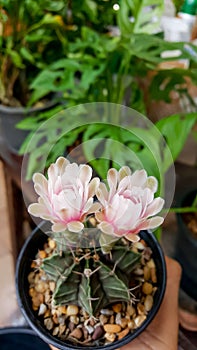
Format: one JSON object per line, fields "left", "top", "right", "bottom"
{"left": 100, "top": 309, "right": 114, "bottom": 316}
{"left": 38, "top": 303, "right": 47, "bottom": 316}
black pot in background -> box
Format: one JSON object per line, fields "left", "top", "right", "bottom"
{"left": 0, "top": 327, "right": 50, "bottom": 350}
{"left": 16, "top": 225, "right": 166, "bottom": 350}
{"left": 175, "top": 189, "right": 197, "bottom": 301}
{"left": 0, "top": 99, "right": 57, "bottom": 153}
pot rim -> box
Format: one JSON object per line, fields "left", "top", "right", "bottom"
{"left": 0, "top": 100, "right": 56, "bottom": 115}
{"left": 15, "top": 223, "right": 166, "bottom": 350}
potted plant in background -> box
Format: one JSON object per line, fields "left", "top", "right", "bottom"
{"left": 0, "top": 0, "right": 69, "bottom": 152}
{"left": 16, "top": 156, "right": 166, "bottom": 349}
{"left": 14, "top": 0, "right": 197, "bottom": 180}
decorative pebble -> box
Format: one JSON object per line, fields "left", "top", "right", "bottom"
{"left": 38, "top": 250, "right": 47, "bottom": 259}
{"left": 112, "top": 303, "right": 122, "bottom": 313}
{"left": 85, "top": 325, "right": 94, "bottom": 334}
{"left": 38, "top": 303, "right": 47, "bottom": 316}
{"left": 92, "top": 326, "right": 104, "bottom": 340}
{"left": 99, "top": 314, "right": 108, "bottom": 325}
{"left": 70, "top": 328, "right": 83, "bottom": 340}
{"left": 117, "top": 327, "right": 129, "bottom": 340}
{"left": 120, "top": 318, "right": 128, "bottom": 328}
{"left": 103, "top": 324, "right": 121, "bottom": 333}
{"left": 105, "top": 332, "right": 116, "bottom": 342}
{"left": 151, "top": 267, "right": 157, "bottom": 283}
{"left": 137, "top": 303, "right": 145, "bottom": 315}
{"left": 128, "top": 320, "right": 135, "bottom": 329}
{"left": 144, "top": 265, "right": 151, "bottom": 280}
{"left": 147, "top": 259, "right": 155, "bottom": 268}
{"left": 35, "top": 281, "right": 47, "bottom": 293}
{"left": 52, "top": 327, "right": 59, "bottom": 336}
{"left": 44, "top": 318, "right": 54, "bottom": 330}
{"left": 142, "top": 282, "right": 153, "bottom": 295}
{"left": 144, "top": 295, "right": 153, "bottom": 311}
{"left": 134, "top": 315, "right": 147, "bottom": 327}
{"left": 70, "top": 315, "right": 79, "bottom": 325}
{"left": 67, "top": 305, "right": 79, "bottom": 316}
{"left": 100, "top": 309, "right": 114, "bottom": 316}
{"left": 115, "top": 312, "right": 122, "bottom": 325}
{"left": 127, "top": 304, "right": 135, "bottom": 316}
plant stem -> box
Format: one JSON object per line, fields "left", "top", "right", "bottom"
{"left": 162, "top": 207, "right": 197, "bottom": 214}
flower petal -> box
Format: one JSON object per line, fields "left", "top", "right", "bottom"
{"left": 67, "top": 221, "right": 84, "bottom": 232}
{"left": 145, "top": 197, "right": 165, "bottom": 217}
{"left": 97, "top": 221, "right": 114, "bottom": 235}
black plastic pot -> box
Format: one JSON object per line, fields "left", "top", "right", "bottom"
{"left": 16, "top": 225, "right": 166, "bottom": 350}
{"left": 0, "top": 99, "right": 57, "bottom": 153}
{"left": 0, "top": 327, "right": 50, "bottom": 350}
{"left": 175, "top": 189, "right": 197, "bottom": 301}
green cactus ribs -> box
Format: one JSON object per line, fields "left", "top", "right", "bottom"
{"left": 41, "top": 240, "right": 141, "bottom": 317}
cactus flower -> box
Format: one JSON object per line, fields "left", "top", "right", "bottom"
{"left": 28, "top": 157, "right": 100, "bottom": 232}
{"left": 96, "top": 167, "right": 164, "bottom": 241}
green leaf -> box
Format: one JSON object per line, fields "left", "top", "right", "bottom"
{"left": 20, "top": 47, "right": 35, "bottom": 64}
{"left": 118, "top": 0, "right": 164, "bottom": 36}
{"left": 8, "top": 49, "right": 25, "bottom": 69}
{"left": 53, "top": 264, "right": 82, "bottom": 306}
{"left": 78, "top": 273, "right": 92, "bottom": 316}
{"left": 41, "top": 252, "right": 74, "bottom": 281}
{"left": 111, "top": 246, "right": 141, "bottom": 275}
{"left": 98, "top": 261, "right": 130, "bottom": 303}
{"left": 156, "top": 113, "right": 197, "bottom": 171}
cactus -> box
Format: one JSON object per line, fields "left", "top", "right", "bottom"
{"left": 41, "top": 239, "right": 141, "bottom": 317}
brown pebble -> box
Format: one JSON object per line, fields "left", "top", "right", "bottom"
{"left": 59, "top": 325, "right": 66, "bottom": 335}
{"left": 35, "top": 281, "right": 47, "bottom": 293}
{"left": 144, "top": 265, "right": 151, "bottom": 280}
{"left": 32, "top": 296, "right": 41, "bottom": 307}
{"left": 82, "top": 326, "right": 89, "bottom": 340}
{"left": 58, "top": 305, "right": 67, "bottom": 315}
{"left": 142, "top": 282, "right": 153, "bottom": 295}
{"left": 68, "top": 321, "right": 75, "bottom": 332}
{"left": 92, "top": 325, "right": 104, "bottom": 340}
{"left": 112, "top": 303, "right": 122, "bottom": 313}
{"left": 52, "top": 313, "right": 59, "bottom": 325}
{"left": 99, "top": 314, "right": 108, "bottom": 325}
{"left": 70, "top": 328, "right": 83, "bottom": 340}
{"left": 48, "top": 239, "right": 56, "bottom": 249}
{"left": 120, "top": 318, "right": 128, "bottom": 328}
{"left": 128, "top": 320, "right": 135, "bottom": 329}
{"left": 137, "top": 303, "right": 145, "bottom": 315}
{"left": 144, "top": 295, "right": 153, "bottom": 312}
{"left": 134, "top": 315, "right": 146, "bottom": 327}
{"left": 49, "top": 281, "right": 56, "bottom": 292}
{"left": 67, "top": 305, "right": 79, "bottom": 316}
{"left": 31, "top": 261, "right": 37, "bottom": 268}
{"left": 117, "top": 327, "right": 129, "bottom": 340}
{"left": 38, "top": 250, "right": 47, "bottom": 259}
{"left": 127, "top": 304, "right": 135, "bottom": 316}
{"left": 44, "top": 309, "right": 51, "bottom": 318}
{"left": 29, "top": 288, "right": 35, "bottom": 297}
{"left": 70, "top": 315, "right": 79, "bottom": 325}
{"left": 109, "top": 315, "right": 115, "bottom": 324}
{"left": 28, "top": 272, "right": 35, "bottom": 284}
{"left": 104, "top": 324, "right": 121, "bottom": 333}
{"left": 147, "top": 259, "right": 155, "bottom": 268}
{"left": 150, "top": 267, "right": 157, "bottom": 283}
{"left": 105, "top": 332, "right": 116, "bottom": 342}
{"left": 89, "top": 318, "right": 96, "bottom": 327}
{"left": 52, "top": 327, "right": 59, "bottom": 336}
{"left": 44, "top": 318, "right": 53, "bottom": 330}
